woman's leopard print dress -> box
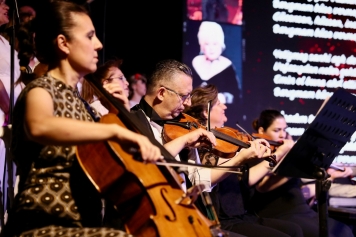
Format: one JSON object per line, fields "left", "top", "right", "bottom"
{"left": 5, "top": 75, "right": 132, "bottom": 237}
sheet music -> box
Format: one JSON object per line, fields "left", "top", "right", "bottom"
{"left": 274, "top": 88, "right": 356, "bottom": 178}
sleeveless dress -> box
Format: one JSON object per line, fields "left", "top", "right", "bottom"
{"left": 4, "top": 75, "right": 132, "bottom": 237}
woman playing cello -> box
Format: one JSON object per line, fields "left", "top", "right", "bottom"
{"left": 3, "top": 1, "right": 161, "bottom": 236}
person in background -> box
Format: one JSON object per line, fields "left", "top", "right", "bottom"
{"left": 128, "top": 73, "right": 146, "bottom": 108}
{"left": 0, "top": 1, "right": 24, "bottom": 223}
{"left": 80, "top": 59, "right": 130, "bottom": 114}
{"left": 131, "top": 60, "right": 280, "bottom": 237}
{"left": 327, "top": 167, "right": 356, "bottom": 198}
{"left": 18, "top": 4, "right": 36, "bottom": 23}
{"left": 0, "top": 0, "right": 23, "bottom": 125}
{"left": 15, "top": 18, "right": 41, "bottom": 87}
{"left": 301, "top": 165, "right": 356, "bottom": 207}
{"left": 3, "top": 1, "right": 161, "bottom": 236}
{"left": 251, "top": 109, "right": 354, "bottom": 237}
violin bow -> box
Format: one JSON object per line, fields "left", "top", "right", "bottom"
{"left": 235, "top": 123, "right": 277, "bottom": 167}
{"left": 202, "top": 100, "right": 224, "bottom": 227}
{"left": 155, "top": 160, "right": 242, "bottom": 174}
{"left": 235, "top": 122, "right": 255, "bottom": 141}
{"left": 207, "top": 100, "right": 212, "bottom": 131}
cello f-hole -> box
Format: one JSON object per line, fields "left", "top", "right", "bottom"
{"left": 161, "top": 188, "right": 177, "bottom": 222}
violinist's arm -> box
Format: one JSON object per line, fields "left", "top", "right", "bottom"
{"left": 249, "top": 160, "right": 274, "bottom": 186}
{"left": 255, "top": 174, "right": 290, "bottom": 193}
{"left": 255, "top": 139, "right": 294, "bottom": 192}
{"left": 327, "top": 166, "right": 353, "bottom": 181}
{"left": 163, "top": 128, "right": 216, "bottom": 157}
{"left": 210, "top": 154, "right": 247, "bottom": 185}
{"left": 211, "top": 139, "right": 271, "bottom": 186}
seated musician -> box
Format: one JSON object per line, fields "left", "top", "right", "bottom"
{"left": 183, "top": 84, "right": 303, "bottom": 237}
{"left": 3, "top": 1, "right": 162, "bottom": 236}
{"left": 129, "top": 59, "right": 278, "bottom": 236}
{"left": 250, "top": 109, "right": 354, "bottom": 237}
{"left": 130, "top": 60, "right": 271, "bottom": 191}
{"left": 302, "top": 166, "right": 356, "bottom": 202}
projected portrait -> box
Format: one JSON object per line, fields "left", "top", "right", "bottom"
{"left": 193, "top": 21, "right": 241, "bottom": 102}
{"left": 182, "top": 20, "right": 242, "bottom": 127}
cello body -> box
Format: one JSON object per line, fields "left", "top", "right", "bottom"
{"left": 77, "top": 113, "right": 213, "bottom": 237}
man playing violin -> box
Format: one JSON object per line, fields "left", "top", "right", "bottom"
{"left": 131, "top": 59, "right": 274, "bottom": 237}
{"left": 131, "top": 59, "right": 272, "bottom": 192}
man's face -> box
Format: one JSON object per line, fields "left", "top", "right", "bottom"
{"left": 159, "top": 73, "right": 193, "bottom": 119}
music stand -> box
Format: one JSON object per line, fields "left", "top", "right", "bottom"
{"left": 273, "top": 87, "right": 356, "bottom": 237}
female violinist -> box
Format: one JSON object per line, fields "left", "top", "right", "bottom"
{"left": 184, "top": 85, "right": 303, "bottom": 237}
{"left": 251, "top": 109, "right": 354, "bottom": 237}
{"left": 3, "top": 1, "right": 161, "bottom": 236}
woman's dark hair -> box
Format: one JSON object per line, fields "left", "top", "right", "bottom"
{"left": 34, "top": 0, "right": 88, "bottom": 65}
{"left": 252, "top": 109, "right": 284, "bottom": 132}
{"left": 81, "top": 59, "right": 123, "bottom": 103}
{"left": 183, "top": 84, "right": 218, "bottom": 125}
{"left": 16, "top": 19, "right": 35, "bottom": 69}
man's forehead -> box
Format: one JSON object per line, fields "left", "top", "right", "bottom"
{"left": 171, "top": 75, "right": 192, "bottom": 89}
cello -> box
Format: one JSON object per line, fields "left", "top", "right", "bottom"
{"left": 76, "top": 79, "right": 216, "bottom": 237}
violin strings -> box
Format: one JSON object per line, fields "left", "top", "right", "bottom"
{"left": 235, "top": 122, "right": 254, "bottom": 140}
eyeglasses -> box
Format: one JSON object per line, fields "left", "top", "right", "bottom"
{"left": 161, "top": 86, "right": 191, "bottom": 102}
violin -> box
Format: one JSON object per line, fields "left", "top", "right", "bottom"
{"left": 163, "top": 113, "right": 251, "bottom": 158}
{"left": 163, "top": 113, "right": 278, "bottom": 167}
{"left": 224, "top": 126, "right": 283, "bottom": 152}
{"left": 76, "top": 81, "right": 216, "bottom": 237}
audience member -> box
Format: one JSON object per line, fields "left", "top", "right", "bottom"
{"left": 128, "top": 73, "right": 146, "bottom": 108}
